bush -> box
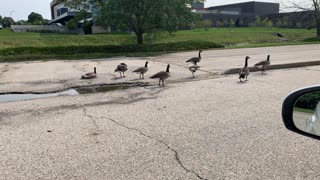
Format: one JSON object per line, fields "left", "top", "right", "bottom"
{"left": 0, "top": 41, "right": 224, "bottom": 56}
{"left": 304, "top": 36, "right": 320, "bottom": 42}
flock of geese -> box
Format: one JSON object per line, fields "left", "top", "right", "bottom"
{"left": 81, "top": 50, "right": 271, "bottom": 86}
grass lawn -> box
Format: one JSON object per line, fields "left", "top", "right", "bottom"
{"left": 0, "top": 27, "right": 316, "bottom": 48}
{"left": 0, "top": 27, "right": 318, "bottom": 61}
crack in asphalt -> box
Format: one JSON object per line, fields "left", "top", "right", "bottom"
{"left": 80, "top": 105, "right": 99, "bottom": 130}
{"left": 87, "top": 112, "right": 208, "bottom": 180}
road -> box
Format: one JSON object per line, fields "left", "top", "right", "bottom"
{"left": 1, "top": 45, "right": 320, "bottom": 179}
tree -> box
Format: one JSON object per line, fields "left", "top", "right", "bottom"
{"left": 255, "top": 16, "right": 262, "bottom": 27}
{"left": 289, "top": 0, "right": 320, "bottom": 36}
{"left": 0, "top": 15, "right": 2, "bottom": 25}
{"left": 16, "top": 20, "right": 28, "bottom": 25}
{"left": 98, "top": 0, "right": 204, "bottom": 44}
{"left": 2, "top": 17, "right": 15, "bottom": 28}
{"left": 28, "top": 12, "right": 43, "bottom": 24}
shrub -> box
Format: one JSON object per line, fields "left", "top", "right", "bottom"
{"left": 0, "top": 41, "right": 224, "bottom": 56}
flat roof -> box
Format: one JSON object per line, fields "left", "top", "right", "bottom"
{"left": 208, "top": 1, "right": 279, "bottom": 9}
{"left": 49, "top": 12, "right": 76, "bottom": 24}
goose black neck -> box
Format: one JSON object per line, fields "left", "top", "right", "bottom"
{"left": 94, "top": 67, "right": 96, "bottom": 74}
{"left": 267, "top": 55, "right": 270, "bottom": 61}
{"left": 145, "top": 61, "right": 148, "bottom": 67}
{"left": 199, "top": 51, "right": 202, "bottom": 58}
{"left": 245, "top": 58, "right": 248, "bottom": 67}
{"left": 166, "top": 65, "right": 170, "bottom": 72}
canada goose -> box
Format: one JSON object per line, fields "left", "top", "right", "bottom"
{"left": 115, "top": 63, "right": 128, "bottom": 77}
{"left": 186, "top": 50, "right": 202, "bottom": 65}
{"left": 150, "top": 64, "right": 170, "bottom": 86}
{"left": 188, "top": 64, "right": 200, "bottom": 78}
{"left": 81, "top": 67, "right": 97, "bottom": 79}
{"left": 239, "top": 56, "right": 250, "bottom": 82}
{"left": 255, "top": 55, "right": 271, "bottom": 74}
{"left": 133, "top": 61, "right": 149, "bottom": 79}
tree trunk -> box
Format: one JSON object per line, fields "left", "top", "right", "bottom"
{"left": 136, "top": 32, "right": 143, "bottom": 45}
{"left": 317, "top": 19, "right": 320, "bottom": 37}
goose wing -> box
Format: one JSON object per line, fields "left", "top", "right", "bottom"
{"left": 133, "top": 67, "right": 147, "bottom": 73}
{"left": 150, "top": 71, "right": 166, "bottom": 79}
{"left": 255, "top": 60, "right": 267, "bottom": 66}
{"left": 239, "top": 67, "right": 249, "bottom": 75}
{"left": 186, "top": 57, "right": 199, "bottom": 63}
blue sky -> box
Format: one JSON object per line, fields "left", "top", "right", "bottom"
{"left": 0, "top": 0, "right": 302, "bottom": 21}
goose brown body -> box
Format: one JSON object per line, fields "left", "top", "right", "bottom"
{"left": 133, "top": 61, "right": 148, "bottom": 79}
{"left": 115, "top": 63, "right": 128, "bottom": 77}
{"left": 239, "top": 56, "right": 250, "bottom": 82}
{"left": 81, "top": 67, "right": 97, "bottom": 79}
{"left": 255, "top": 55, "right": 271, "bottom": 74}
{"left": 186, "top": 50, "right": 202, "bottom": 65}
{"left": 150, "top": 64, "right": 170, "bottom": 86}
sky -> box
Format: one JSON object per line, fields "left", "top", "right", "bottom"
{"left": 0, "top": 0, "right": 308, "bottom": 21}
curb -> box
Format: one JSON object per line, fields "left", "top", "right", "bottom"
{"left": 223, "top": 60, "right": 320, "bottom": 75}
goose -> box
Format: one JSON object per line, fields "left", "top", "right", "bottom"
{"left": 186, "top": 50, "right": 202, "bottom": 65}
{"left": 239, "top": 56, "right": 250, "bottom": 82}
{"left": 132, "top": 61, "right": 149, "bottom": 79}
{"left": 114, "top": 63, "right": 128, "bottom": 77}
{"left": 81, "top": 67, "right": 97, "bottom": 79}
{"left": 254, "top": 55, "right": 271, "bottom": 74}
{"left": 150, "top": 64, "right": 171, "bottom": 86}
{"left": 188, "top": 64, "right": 200, "bottom": 78}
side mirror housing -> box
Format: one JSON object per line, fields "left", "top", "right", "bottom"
{"left": 282, "top": 85, "right": 320, "bottom": 140}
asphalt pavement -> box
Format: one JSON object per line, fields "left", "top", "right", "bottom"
{"left": 1, "top": 45, "right": 320, "bottom": 179}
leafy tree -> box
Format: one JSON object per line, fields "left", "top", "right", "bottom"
{"left": 229, "top": 19, "right": 235, "bottom": 27}
{"left": 97, "top": 0, "right": 204, "bottom": 44}
{"left": 255, "top": 16, "right": 262, "bottom": 27}
{"left": 42, "top": 19, "right": 50, "bottom": 25}
{"left": 216, "top": 20, "right": 223, "bottom": 27}
{"left": 0, "top": 15, "right": 2, "bottom": 25}
{"left": 2, "top": 17, "right": 15, "bottom": 28}
{"left": 16, "top": 20, "right": 28, "bottom": 25}
{"left": 261, "top": 17, "right": 273, "bottom": 27}
{"left": 28, "top": 12, "right": 43, "bottom": 24}
{"left": 289, "top": 0, "right": 320, "bottom": 36}
{"left": 66, "top": 9, "right": 92, "bottom": 31}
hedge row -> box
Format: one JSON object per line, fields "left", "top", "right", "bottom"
{"left": 0, "top": 41, "right": 224, "bottom": 56}
{"left": 304, "top": 36, "right": 320, "bottom": 42}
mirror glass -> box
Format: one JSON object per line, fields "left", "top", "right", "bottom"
{"left": 293, "top": 90, "right": 320, "bottom": 136}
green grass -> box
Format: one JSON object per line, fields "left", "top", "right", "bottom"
{"left": 0, "top": 27, "right": 318, "bottom": 61}
{"left": 0, "top": 27, "right": 316, "bottom": 48}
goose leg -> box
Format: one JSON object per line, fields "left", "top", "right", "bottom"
{"left": 192, "top": 72, "right": 195, "bottom": 78}
{"left": 123, "top": 72, "right": 125, "bottom": 77}
{"left": 162, "top": 80, "right": 165, "bottom": 86}
{"left": 159, "top": 79, "right": 161, "bottom": 86}
{"left": 119, "top": 72, "right": 122, "bottom": 77}
{"left": 245, "top": 75, "right": 248, "bottom": 81}
{"left": 142, "top": 73, "right": 144, "bottom": 79}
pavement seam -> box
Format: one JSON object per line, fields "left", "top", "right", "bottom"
{"left": 88, "top": 113, "right": 208, "bottom": 180}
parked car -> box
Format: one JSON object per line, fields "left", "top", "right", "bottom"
{"left": 282, "top": 85, "right": 320, "bottom": 140}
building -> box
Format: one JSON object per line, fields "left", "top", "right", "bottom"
{"left": 196, "top": 1, "right": 280, "bottom": 27}
{"left": 207, "top": 1, "right": 279, "bottom": 16}
{"left": 49, "top": 0, "right": 78, "bottom": 25}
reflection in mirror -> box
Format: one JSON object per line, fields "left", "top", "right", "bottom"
{"left": 293, "top": 90, "right": 320, "bottom": 136}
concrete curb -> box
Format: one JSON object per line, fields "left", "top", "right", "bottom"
{"left": 223, "top": 60, "right": 320, "bottom": 75}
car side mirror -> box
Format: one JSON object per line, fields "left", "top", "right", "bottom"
{"left": 282, "top": 86, "right": 320, "bottom": 140}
